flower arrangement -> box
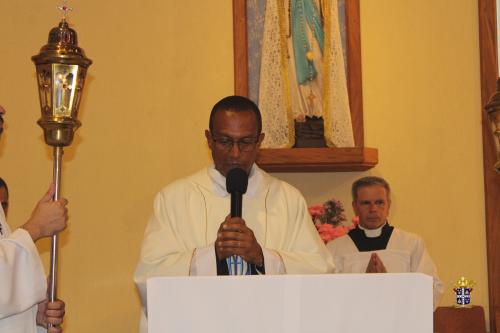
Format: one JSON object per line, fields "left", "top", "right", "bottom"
{"left": 308, "top": 198, "right": 357, "bottom": 244}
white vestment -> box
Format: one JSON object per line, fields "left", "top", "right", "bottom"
{"left": 134, "top": 165, "right": 334, "bottom": 331}
{"left": 327, "top": 225, "right": 444, "bottom": 308}
{"left": 0, "top": 207, "right": 47, "bottom": 333}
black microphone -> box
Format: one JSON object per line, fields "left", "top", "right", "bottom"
{"left": 226, "top": 168, "right": 248, "bottom": 217}
{"left": 221, "top": 168, "right": 263, "bottom": 276}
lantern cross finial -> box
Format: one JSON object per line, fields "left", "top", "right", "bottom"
{"left": 58, "top": 0, "right": 73, "bottom": 20}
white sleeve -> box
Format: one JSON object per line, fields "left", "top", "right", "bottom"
{"left": 272, "top": 188, "right": 335, "bottom": 274}
{"left": 0, "top": 228, "right": 46, "bottom": 319}
{"left": 411, "top": 237, "right": 444, "bottom": 309}
{"left": 190, "top": 244, "right": 216, "bottom": 275}
{"left": 261, "top": 248, "right": 286, "bottom": 274}
{"left": 134, "top": 191, "right": 200, "bottom": 310}
{"left": 326, "top": 240, "right": 344, "bottom": 273}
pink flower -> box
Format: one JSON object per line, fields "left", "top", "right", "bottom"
{"left": 316, "top": 223, "right": 335, "bottom": 243}
{"left": 309, "top": 198, "right": 350, "bottom": 241}
{"left": 308, "top": 204, "right": 324, "bottom": 219}
{"left": 333, "top": 226, "right": 349, "bottom": 238}
{"left": 316, "top": 224, "right": 351, "bottom": 244}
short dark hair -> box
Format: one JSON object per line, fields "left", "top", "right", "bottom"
{"left": 0, "top": 177, "right": 8, "bottom": 196}
{"left": 352, "top": 176, "right": 391, "bottom": 201}
{"left": 209, "top": 95, "right": 262, "bottom": 134}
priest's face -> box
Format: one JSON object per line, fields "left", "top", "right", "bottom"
{"left": 205, "top": 109, "right": 264, "bottom": 177}
{"left": 352, "top": 185, "right": 391, "bottom": 230}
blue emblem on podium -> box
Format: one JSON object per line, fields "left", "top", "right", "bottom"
{"left": 453, "top": 277, "right": 475, "bottom": 308}
{"left": 455, "top": 287, "right": 471, "bottom": 306}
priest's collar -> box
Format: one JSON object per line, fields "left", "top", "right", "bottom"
{"left": 208, "top": 164, "right": 261, "bottom": 198}
{"left": 358, "top": 222, "right": 387, "bottom": 238}
{"left": 348, "top": 222, "right": 394, "bottom": 252}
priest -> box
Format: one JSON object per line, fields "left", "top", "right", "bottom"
{"left": 327, "top": 176, "right": 444, "bottom": 308}
{"left": 0, "top": 105, "right": 68, "bottom": 332}
{"left": 134, "top": 96, "right": 333, "bottom": 332}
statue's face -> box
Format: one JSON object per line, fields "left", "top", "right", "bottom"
{"left": 352, "top": 185, "right": 391, "bottom": 230}
{"left": 205, "top": 109, "right": 264, "bottom": 177}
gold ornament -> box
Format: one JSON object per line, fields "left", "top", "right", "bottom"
{"left": 306, "top": 51, "right": 314, "bottom": 61}
{"left": 453, "top": 276, "right": 476, "bottom": 289}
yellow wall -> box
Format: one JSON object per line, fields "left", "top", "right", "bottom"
{"left": 0, "top": 0, "right": 488, "bottom": 331}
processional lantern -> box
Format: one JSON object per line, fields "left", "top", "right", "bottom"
{"left": 31, "top": 1, "right": 92, "bottom": 303}
{"left": 484, "top": 78, "right": 500, "bottom": 172}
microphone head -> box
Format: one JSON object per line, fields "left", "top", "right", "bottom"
{"left": 226, "top": 168, "right": 248, "bottom": 194}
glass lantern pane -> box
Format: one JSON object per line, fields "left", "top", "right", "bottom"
{"left": 36, "top": 65, "right": 53, "bottom": 114}
{"left": 52, "top": 64, "right": 79, "bottom": 117}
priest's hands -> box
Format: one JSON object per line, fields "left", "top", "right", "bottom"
{"left": 22, "top": 184, "right": 68, "bottom": 242}
{"left": 36, "top": 299, "right": 65, "bottom": 333}
{"left": 365, "top": 253, "right": 387, "bottom": 273}
{"left": 215, "top": 216, "right": 264, "bottom": 266}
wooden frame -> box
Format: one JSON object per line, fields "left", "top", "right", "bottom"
{"left": 478, "top": 0, "right": 500, "bottom": 332}
{"left": 233, "top": 0, "right": 377, "bottom": 172}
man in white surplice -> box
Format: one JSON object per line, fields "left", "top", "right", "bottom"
{"left": 134, "top": 96, "right": 334, "bottom": 331}
{"left": 327, "top": 176, "right": 444, "bottom": 308}
{"left": 0, "top": 105, "right": 68, "bottom": 333}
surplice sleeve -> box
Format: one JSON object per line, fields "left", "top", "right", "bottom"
{"left": 0, "top": 228, "right": 46, "bottom": 319}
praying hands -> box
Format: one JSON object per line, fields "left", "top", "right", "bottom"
{"left": 215, "top": 215, "right": 263, "bottom": 266}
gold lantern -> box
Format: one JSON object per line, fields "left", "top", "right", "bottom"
{"left": 32, "top": 5, "right": 92, "bottom": 304}
{"left": 32, "top": 19, "right": 91, "bottom": 147}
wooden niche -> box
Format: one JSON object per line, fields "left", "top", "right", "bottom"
{"left": 232, "top": 0, "right": 378, "bottom": 172}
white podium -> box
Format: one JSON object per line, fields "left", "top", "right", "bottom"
{"left": 147, "top": 273, "right": 433, "bottom": 333}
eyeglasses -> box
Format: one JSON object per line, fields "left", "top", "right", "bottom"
{"left": 211, "top": 135, "right": 260, "bottom": 152}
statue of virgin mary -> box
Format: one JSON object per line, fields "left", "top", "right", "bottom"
{"left": 255, "top": 0, "right": 354, "bottom": 148}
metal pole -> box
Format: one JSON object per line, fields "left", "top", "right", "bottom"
{"left": 49, "top": 146, "right": 63, "bottom": 303}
